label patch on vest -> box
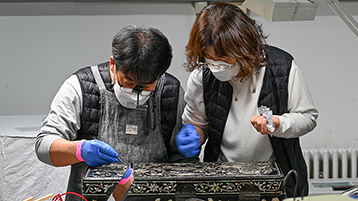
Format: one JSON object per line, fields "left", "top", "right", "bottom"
{"left": 126, "top": 125, "right": 138, "bottom": 135}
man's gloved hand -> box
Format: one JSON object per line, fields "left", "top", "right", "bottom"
{"left": 176, "top": 124, "right": 201, "bottom": 158}
{"left": 76, "top": 139, "right": 120, "bottom": 167}
{"left": 118, "top": 165, "right": 134, "bottom": 185}
{"left": 113, "top": 164, "right": 134, "bottom": 201}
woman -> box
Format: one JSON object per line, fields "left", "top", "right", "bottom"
{"left": 175, "top": 2, "right": 318, "bottom": 197}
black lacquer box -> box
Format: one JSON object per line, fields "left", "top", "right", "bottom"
{"left": 82, "top": 161, "right": 284, "bottom": 201}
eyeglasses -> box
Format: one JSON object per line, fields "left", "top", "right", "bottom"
{"left": 119, "top": 85, "right": 154, "bottom": 97}
{"left": 114, "top": 69, "right": 156, "bottom": 97}
{"left": 197, "top": 61, "right": 234, "bottom": 70}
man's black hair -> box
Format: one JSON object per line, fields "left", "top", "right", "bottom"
{"left": 112, "top": 25, "right": 173, "bottom": 84}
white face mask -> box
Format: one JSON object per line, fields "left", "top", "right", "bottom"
{"left": 113, "top": 74, "right": 150, "bottom": 110}
{"left": 206, "top": 58, "right": 239, "bottom": 82}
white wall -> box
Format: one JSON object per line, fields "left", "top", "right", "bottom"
{"left": 253, "top": 3, "right": 358, "bottom": 150}
{"left": 1, "top": 2, "right": 358, "bottom": 150}
{"left": 0, "top": 2, "right": 195, "bottom": 116}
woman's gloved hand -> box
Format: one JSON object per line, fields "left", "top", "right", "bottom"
{"left": 175, "top": 124, "right": 201, "bottom": 158}
{"left": 76, "top": 139, "right": 120, "bottom": 167}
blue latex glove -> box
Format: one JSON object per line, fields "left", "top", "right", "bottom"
{"left": 118, "top": 165, "right": 134, "bottom": 185}
{"left": 176, "top": 124, "right": 201, "bottom": 158}
{"left": 113, "top": 164, "right": 134, "bottom": 201}
{"left": 79, "top": 140, "right": 120, "bottom": 167}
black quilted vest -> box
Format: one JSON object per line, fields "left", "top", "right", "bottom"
{"left": 203, "top": 46, "right": 308, "bottom": 197}
{"left": 73, "top": 61, "right": 181, "bottom": 158}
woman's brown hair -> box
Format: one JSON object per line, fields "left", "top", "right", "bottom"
{"left": 185, "top": 2, "right": 267, "bottom": 81}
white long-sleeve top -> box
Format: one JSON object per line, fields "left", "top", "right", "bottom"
{"left": 182, "top": 60, "right": 318, "bottom": 162}
{"left": 35, "top": 74, "right": 186, "bottom": 166}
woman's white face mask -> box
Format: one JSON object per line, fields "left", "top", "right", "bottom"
{"left": 205, "top": 58, "right": 239, "bottom": 81}
{"left": 113, "top": 73, "right": 150, "bottom": 110}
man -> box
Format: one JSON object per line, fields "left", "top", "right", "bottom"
{"left": 35, "top": 25, "right": 185, "bottom": 201}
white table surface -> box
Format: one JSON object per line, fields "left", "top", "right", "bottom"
{"left": 309, "top": 179, "right": 358, "bottom": 195}
{"left": 0, "top": 114, "right": 45, "bottom": 137}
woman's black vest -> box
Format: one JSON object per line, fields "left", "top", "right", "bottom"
{"left": 73, "top": 61, "right": 181, "bottom": 158}
{"left": 203, "top": 46, "right": 308, "bottom": 197}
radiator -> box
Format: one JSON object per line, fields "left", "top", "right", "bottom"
{"left": 303, "top": 148, "right": 358, "bottom": 180}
